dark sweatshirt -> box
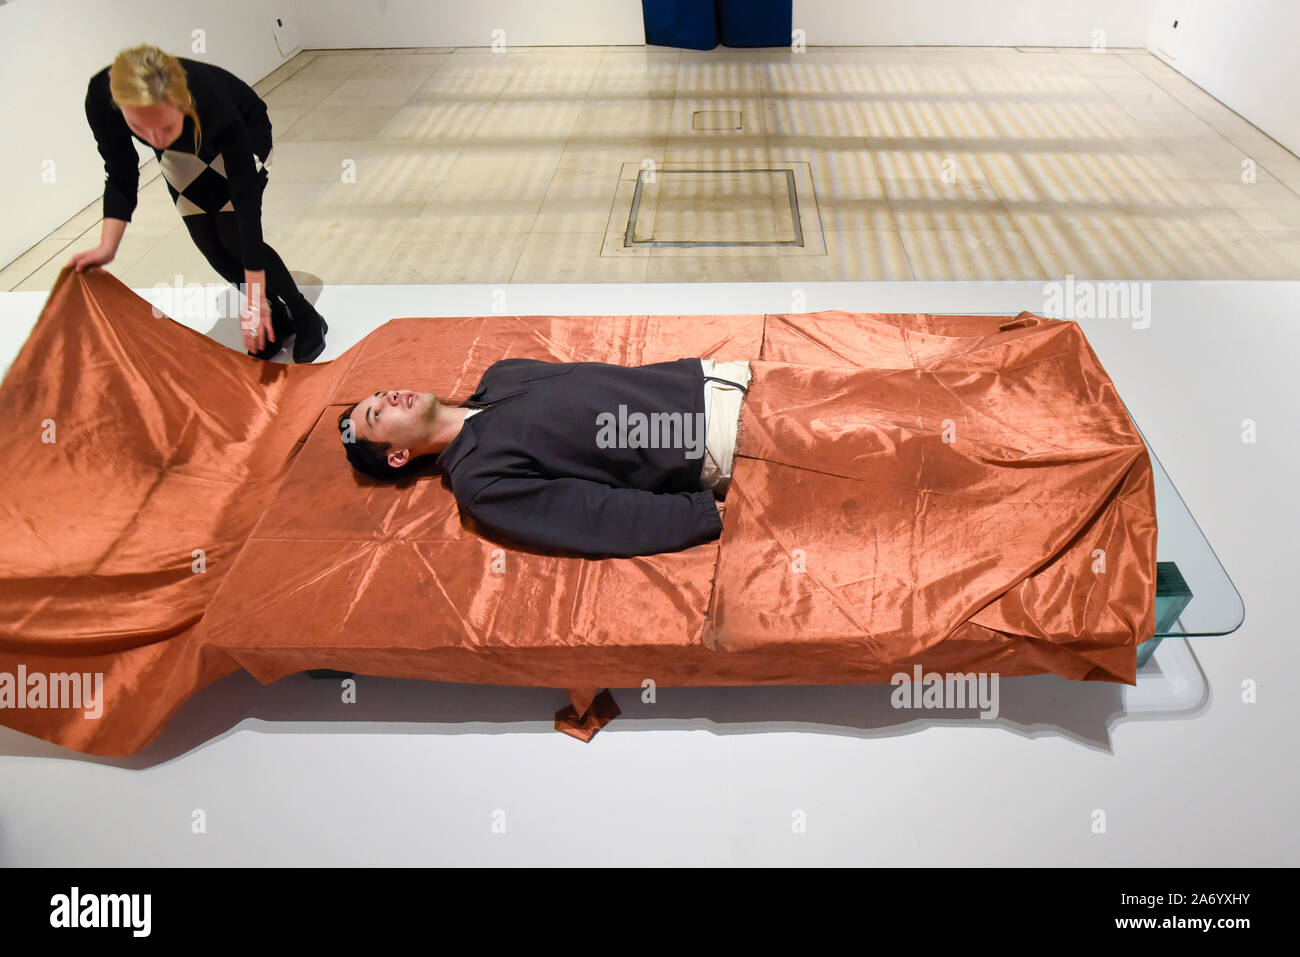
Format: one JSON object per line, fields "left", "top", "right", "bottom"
{"left": 435, "top": 357, "right": 723, "bottom": 558}
{"left": 84, "top": 58, "right": 272, "bottom": 271}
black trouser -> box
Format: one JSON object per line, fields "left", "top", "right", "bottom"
{"left": 181, "top": 208, "right": 308, "bottom": 316}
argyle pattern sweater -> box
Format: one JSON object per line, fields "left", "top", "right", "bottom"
{"left": 85, "top": 58, "right": 272, "bottom": 271}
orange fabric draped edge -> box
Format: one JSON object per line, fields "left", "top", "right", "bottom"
{"left": 0, "top": 269, "right": 1156, "bottom": 755}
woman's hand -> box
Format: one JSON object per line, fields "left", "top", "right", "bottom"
{"left": 68, "top": 218, "right": 128, "bottom": 273}
{"left": 66, "top": 244, "right": 115, "bottom": 272}
{"left": 241, "top": 298, "right": 274, "bottom": 353}
{"left": 241, "top": 269, "right": 273, "bottom": 352}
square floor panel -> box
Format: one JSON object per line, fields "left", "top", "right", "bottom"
{"left": 692, "top": 110, "right": 743, "bottom": 131}
{"left": 622, "top": 165, "right": 817, "bottom": 251}
{"left": 628, "top": 168, "right": 799, "bottom": 246}
{"left": 606, "top": 161, "right": 826, "bottom": 258}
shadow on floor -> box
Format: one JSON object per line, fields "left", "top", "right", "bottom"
{"left": 0, "top": 646, "right": 1210, "bottom": 768}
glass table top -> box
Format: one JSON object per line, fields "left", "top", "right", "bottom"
{"left": 1132, "top": 408, "right": 1245, "bottom": 639}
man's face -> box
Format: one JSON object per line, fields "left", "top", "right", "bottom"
{"left": 352, "top": 389, "right": 438, "bottom": 467}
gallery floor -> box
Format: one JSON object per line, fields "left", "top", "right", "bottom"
{"left": 5, "top": 44, "right": 1300, "bottom": 292}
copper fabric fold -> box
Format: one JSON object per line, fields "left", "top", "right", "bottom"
{"left": 0, "top": 269, "right": 1156, "bottom": 756}
{"left": 555, "top": 689, "right": 622, "bottom": 742}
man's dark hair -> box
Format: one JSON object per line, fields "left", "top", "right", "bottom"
{"left": 338, "top": 403, "right": 405, "bottom": 480}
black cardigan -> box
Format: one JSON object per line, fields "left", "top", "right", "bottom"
{"left": 435, "top": 358, "right": 724, "bottom": 558}
{"left": 85, "top": 58, "right": 272, "bottom": 271}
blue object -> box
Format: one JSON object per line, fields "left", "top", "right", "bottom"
{"left": 641, "top": 0, "right": 792, "bottom": 50}
{"left": 642, "top": 0, "right": 719, "bottom": 50}
{"left": 717, "top": 0, "right": 792, "bottom": 47}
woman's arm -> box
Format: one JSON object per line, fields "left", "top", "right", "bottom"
{"left": 205, "top": 92, "right": 273, "bottom": 347}
{"left": 221, "top": 123, "right": 269, "bottom": 274}
{"left": 83, "top": 72, "right": 142, "bottom": 225}
{"left": 227, "top": 128, "right": 273, "bottom": 350}
{"left": 69, "top": 72, "right": 139, "bottom": 271}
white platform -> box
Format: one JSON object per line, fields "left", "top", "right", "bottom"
{"left": 0, "top": 279, "right": 1293, "bottom": 866}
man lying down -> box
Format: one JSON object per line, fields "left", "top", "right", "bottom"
{"left": 337, "top": 357, "right": 752, "bottom": 558}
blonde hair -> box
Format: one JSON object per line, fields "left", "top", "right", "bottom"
{"left": 108, "top": 45, "right": 202, "bottom": 152}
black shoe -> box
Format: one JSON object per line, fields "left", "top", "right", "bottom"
{"left": 246, "top": 298, "right": 294, "bottom": 360}
{"left": 289, "top": 299, "right": 328, "bottom": 364}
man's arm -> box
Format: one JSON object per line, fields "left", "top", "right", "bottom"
{"left": 465, "top": 476, "right": 722, "bottom": 558}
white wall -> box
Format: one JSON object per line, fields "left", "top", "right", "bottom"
{"left": 287, "top": 0, "right": 646, "bottom": 48}
{"left": 0, "top": 0, "right": 295, "bottom": 266}
{"left": 1147, "top": 0, "right": 1300, "bottom": 156}
{"left": 791, "top": 0, "right": 1157, "bottom": 47}
{"left": 293, "top": 0, "right": 1155, "bottom": 50}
